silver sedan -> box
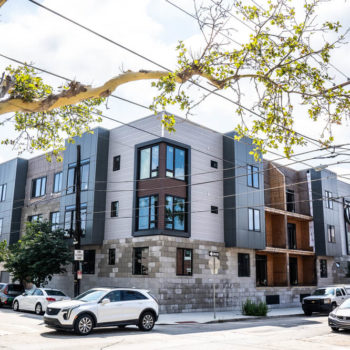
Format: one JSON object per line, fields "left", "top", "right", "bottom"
{"left": 328, "top": 298, "right": 350, "bottom": 331}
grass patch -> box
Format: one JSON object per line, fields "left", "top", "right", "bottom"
{"left": 242, "top": 299, "right": 268, "bottom": 316}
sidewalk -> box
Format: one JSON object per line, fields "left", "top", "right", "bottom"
{"left": 157, "top": 307, "right": 303, "bottom": 325}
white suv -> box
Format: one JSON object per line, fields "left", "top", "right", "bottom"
{"left": 44, "top": 288, "right": 159, "bottom": 335}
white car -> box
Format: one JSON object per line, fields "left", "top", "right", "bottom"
{"left": 43, "top": 288, "right": 159, "bottom": 335}
{"left": 13, "top": 288, "right": 70, "bottom": 315}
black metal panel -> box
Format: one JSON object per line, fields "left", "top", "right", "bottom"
{"left": 266, "top": 295, "right": 280, "bottom": 305}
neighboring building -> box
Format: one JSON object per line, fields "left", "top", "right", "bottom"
{"left": 0, "top": 113, "right": 349, "bottom": 311}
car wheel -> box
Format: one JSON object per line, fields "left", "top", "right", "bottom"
{"left": 304, "top": 311, "right": 312, "bottom": 316}
{"left": 331, "top": 327, "right": 339, "bottom": 332}
{"left": 13, "top": 301, "right": 19, "bottom": 312}
{"left": 35, "top": 303, "right": 43, "bottom": 315}
{"left": 331, "top": 303, "right": 337, "bottom": 311}
{"left": 138, "top": 311, "right": 155, "bottom": 332}
{"left": 74, "top": 314, "right": 94, "bottom": 336}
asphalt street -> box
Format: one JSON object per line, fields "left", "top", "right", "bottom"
{"left": 0, "top": 307, "right": 349, "bottom": 350}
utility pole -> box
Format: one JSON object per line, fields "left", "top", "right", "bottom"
{"left": 74, "top": 145, "right": 82, "bottom": 297}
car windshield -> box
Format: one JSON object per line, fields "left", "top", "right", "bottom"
{"left": 339, "top": 299, "right": 350, "bottom": 309}
{"left": 46, "top": 290, "right": 65, "bottom": 296}
{"left": 74, "top": 289, "right": 106, "bottom": 302}
{"left": 312, "top": 288, "right": 334, "bottom": 296}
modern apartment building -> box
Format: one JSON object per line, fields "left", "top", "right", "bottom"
{"left": 0, "top": 113, "right": 349, "bottom": 312}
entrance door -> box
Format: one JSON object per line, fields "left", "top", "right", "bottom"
{"left": 289, "top": 257, "right": 298, "bottom": 286}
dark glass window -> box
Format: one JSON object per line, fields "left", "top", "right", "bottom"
{"left": 166, "top": 145, "right": 186, "bottom": 180}
{"left": 0, "top": 184, "right": 6, "bottom": 202}
{"left": 328, "top": 225, "right": 336, "bottom": 243}
{"left": 137, "top": 196, "right": 158, "bottom": 230}
{"left": 133, "top": 247, "right": 148, "bottom": 275}
{"left": 53, "top": 172, "right": 62, "bottom": 193}
{"left": 50, "top": 211, "right": 60, "bottom": 231}
{"left": 211, "top": 160, "right": 218, "bottom": 169}
{"left": 64, "top": 203, "right": 87, "bottom": 237}
{"left": 248, "top": 208, "right": 260, "bottom": 231}
{"left": 113, "top": 155, "right": 121, "bottom": 171}
{"left": 82, "top": 250, "right": 95, "bottom": 274}
{"left": 108, "top": 249, "right": 115, "bottom": 265}
{"left": 289, "top": 257, "right": 298, "bottom": 286}
{"left": 320, "top": 259, "right": 328, "bottom": 278}
{"left": 238, "top": 253, "right": 250, "bottom": 277}
{"left": 67, "top": 159, "right": 89, "bottom": 194}
{"left": 165, "top": 196, "right": 186, "bottom": 231}
{"left": 28, "top": 214, "right": 43, "bottom": 222}
{"left": 325, "top": 190, "right": 333, "bottom": 209}
{"left": 122, "top": 290, "right": 147, "bottom": 300}
{"left": 176, "top": 248, "right": 192, "bottom": 276}
{"left": 211, "top": 206, "right": 218, "bottom": 214}
{"left": 111, "top": 201, "right": 119, "bottom": 217}
{"left": 32, "top": 177, "right": 46, "bottom": 198}
{"left": 256, "top": 255, "right": 267, "bottom": 286}
{"left": 247, "top": 165, "right": 259, "bottom": 188}
{"left": 105, "top": 290, "right": 121, "bottom": 302}
{"left": 286, "top": 189, "right": 295, "bottom": 212}
{"left": 288, "top": 223, "right": 297, "bottom": 249}
{"left": 33, "top": 289, "right": 44, "bottom": 296}
{"left": 139, "top": 145, "right": 159, "bottom": 179}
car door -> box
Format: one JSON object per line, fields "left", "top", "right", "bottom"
{"left": 121, "top": 290, "right": 148, "bottom": 320}
{"left": 97, "top": 290, "right": 125, "bottom": 324}
{"left": 31, "top": 289, "right": 44, "bottom": 311}
{"left": 20, "top": 289, "right": 35, "bottom": 310}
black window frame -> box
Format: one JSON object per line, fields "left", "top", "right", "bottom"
{"left": 132, "top": 247, "right": 149, "bottom": 275}
{"left": 113, "top": 155, "right": 121, "bottom": 171}
{"left": 238, "top": 253, "right": 250, "bottom": 277}
{"left": 50, "top": 211, "right": 60, "bottom": 231}
{"left": 325, "top": 190, "right": 334, "bottom": 209}
{"left": 28, "top": 214, "right": 43, "bottom": 222}
{"left": 328, "top": 224, "right": 336, "bottom": 243}
{"left": 53, "top": 172, "right": 62, "bottom": 193}
{"left": 0, "top": 184, "right": 7, "bottom": 202}
{"left": 287, "top": 223, "right": 297, "bottom": 249}
{"left": 211, "top": 160, "right": 218, "bottom": 169}
{"left": 211, "top": 206, "right": 219, "bottom": 214}
{"left": 66, "top": 159, "right": 90, "bottom": 194}
{"left": 166, "top": 144, "right": 187, "bottom": 181}
{"left": 138, "top": 144, "right": 159, "bottom": 180}
{"left": 176, "top": 248, "right": 193, "bottom": 276}
{"left": 108, "top": 248, "right": 116, "bottom": 265}
{"left": 247, "top": 165, "right": 259, "bottom": 188}
{"left": 82, "top": 250, "right": 95, "bottom": 275}
{"left": 31, "top": 176, "right": 47, "bottom": 198}
{"left": 165, "top": 195, "right": 186, "bottom": 231}
{"left": 256, "top": 254, "right": 267, "bottom": 286}
{"left": 111, "top": 201, "right": 119, "bottom": 217}
{"left": 286, "top": 189, "right": 295, "bottom": 212}
{"left": 64, "top": 203, "right": 87, "bottom": 237}
{"left": 136, "top": 195, "right": 158, "bottom": 230}
{"left": 248, "top": 208, "right": 260, "bottom": 232}
{"left": 289, "top": 257, "right": 298, "bottom": 286}
{"left": 320, "top": 259, "right": 328, "bottom": 278}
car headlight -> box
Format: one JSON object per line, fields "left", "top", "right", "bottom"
{"left": 324, "top": 298, "right": 331, "bottom": 304}
{"left": 329, "top": 312, "right": 336, "bottom": 318}
{"left": 61, "top": 306, "right": 79, "bottom": 320}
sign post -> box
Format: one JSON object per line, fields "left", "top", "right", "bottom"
{"left": 209, "top": 251, "right": 220, "bottom": 319}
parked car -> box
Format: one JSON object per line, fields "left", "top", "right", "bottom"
{"left": 0, "top": 283, "right": 25, "bottom": 307}
{"left": 13, "top": 288, "right": 70, "bottom": 315}
{"left": 328, "top": 297, "right": 350, "bottom": 331}
{"left": 43, "top": 288, "right": 159, "bottom": 335}
{"left": 302, "top": 286, "right": 349, "bottom": 315}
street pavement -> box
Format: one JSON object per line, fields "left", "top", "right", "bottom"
{"left": 0, "top": 307, "right": 350, "bottom": 350}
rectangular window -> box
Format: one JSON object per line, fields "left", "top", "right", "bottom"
{"left": 82, "top": 250, "right": 95, "bottom": 274}
{"left": 133, "top": 247, "right": 148, "bottom": 275}
{"left": 28, "top": 214, "right": 43, "bottom": 222}
{"left": 113, "top": 155, "right": 121, "bottom": 171}
{"left": 0, "top": 218, "right": 3, "bottom": 236}
{"left": 211, "top": 160, "right": 218, "bottom": 169}
{"left": 248, "top": 208, "right": 260, "bottom": 231}
{"left": 328, "top": 225, "right": 336, "bottom": 243}
{"left": 32, "top": 176, "right": 46, "bottom": 198}
{"left": 64, "top": 203, "right": 87, "bottom": 236}
{"left": 286, "top": 189, "right": 295, "bottom": 212}
{"left": 289, "top": 257, "right": 298, "bottom": 286}
{"left": 0, "top": 184, "right": 6, "bottom": 202}
{"left": 139, "top": 145, "right": 159, "bottom": 179}
{"left": 211, "top": 206, "right": 218, "bottom": 214}
{"left": 288, "top": 223, "right": 297, "bottom": 249}
{"left": 53, "top": 172, "right": 62, "bottom": 193}
{"left": 108, "top": 249, "right": 116, "bottom": 265}
{"left": 247, "top": 165, "right": 259, "bottom": 188}
{"left": 238, "top": 253, "right": 250, "bottom": 277}
{"left": 320, "top": 259, "right": 328, "bottom": 278}
{"left": 166, "top": 145, "right": 186, "bottom": 180}
{"left": 165, "top": 195, "right": 186, "bottom": 231}
{"left": 256, "top": 255, "right": 267, "bottom": 286}
{"left": 50, "top": 212, "right": 60, "bottom": 231}
{"left": 111, "top": 201, "right": 119, "bottom": 217}
{"left": 325, "top": 190, "right": 333, "bottom": 209}
{"left": 176, "top": 248, "right": 193, "bottom": 276}
{"left": 137, "top": 196, "right": 158, "bottom": 230}
{"left": 66, "top": 159, "right": 89, "bottom": 194}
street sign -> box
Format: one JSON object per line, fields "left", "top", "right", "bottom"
{"left": 209, "top": 251, "right": 219, "bottom": 258}
{"left": 209, "top": 256, "right": 220, "bottom": 274}
{"left": 74, "top": 249, "right": 84, "bottom": 261}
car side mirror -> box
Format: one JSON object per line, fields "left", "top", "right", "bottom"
{"left": 22, "top": 293, "right": 27, "bottom": 296}
{"left": 101, "top": 298, "right": 110, "bottom": 305}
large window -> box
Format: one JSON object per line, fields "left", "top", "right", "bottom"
{"left": 328, "top": 225, "right": 336, "bottom": 243}
{"left": 256, "top": 255, "right": 267, "bottom": 286}
{"left": 165, "top": 196, "right": 186, "bottom": 231}
{"left": 176, "top": 248, "right": 192, "bottom": 276}
{"left": 0, "top": 184, "right": 6, "bottom": 202}
{"left": 28, "top": 214, "right": 43, "bottom": 222}
{"left": 0, "top": 218, "right": 3, "bottom": 236}
{"left": 64, "top": 203, "right": 87, "bottom": 236}
{"left": 32, "top": 176, "right": 46, "bottom": 198}
{"left": 137, "top": 196, "right": 158, "bottom": 230}
{"left": 320, "top": 259, "right": 328, "bottom": 278}
{"left": 286, "top": 189, "right": 295, "bottom": 212}
{"left": 238, "top": 253, "right": 250, "bottom": 277}
{"left": 325, "top": 190, "right": 333, "bottom": 209}
{"left": 50, "top": 212, "right": 60, "bottom": 231}
{"left": 288, "top": 223, "right": 297, "bottom": 249}
{"left": 166, "top": 145, "right": 185, "bottom": 180}
{"left": 247, "top": 165, "right": 259, "bottom": 188}
{"left": 53, "top": 172, "right": 62, "bottom": 193}
{"left": 248, "top": 208, "right": 260, "bottom": 231}
{"left": 67, "top": 159, "right": 89, "bottom": 194}
{"left": 111, "top": 201, "right": 119, "bottom": 217}
{"left": 133, "top": 247, "right": 149, "bottom": 275}
{"left": 139, "top": 145, "right": 159, "bottom": 179}
{"left": 289, "top": 257, "right": 298, "bottom": 286}
{"left": 82, "top": 250, "right": 95, "bottom": 274}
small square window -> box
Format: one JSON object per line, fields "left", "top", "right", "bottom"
{"left": 82, "top": 250, "right": 95, "bottom": 274}
{"left": 320, "top": 259, "right": 328, "bottom": 278}
{"left": 133, "top": 247, "right": 149, "bottom": 275}
{"left": 113, "top": 156, "right": 121, "bottom": 171}
{"left": 108, "top": 249, "right": 116, "bottom": 265}
{"left": 211, "top": 206, "right": 218, "bottom": 214}
{"left": 211, "top": 160, "right": 218, "bottom": 169}
{"left": 111, "top": 201, "right": 119, "bottom": 217}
